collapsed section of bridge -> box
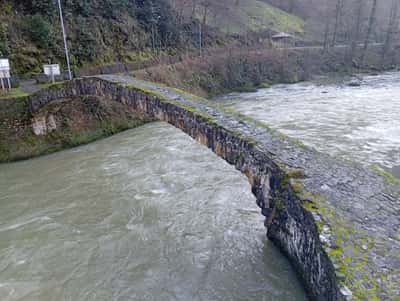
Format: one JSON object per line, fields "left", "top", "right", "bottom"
{"left": 25, "top": 76, "right": 400, "bottom": 301}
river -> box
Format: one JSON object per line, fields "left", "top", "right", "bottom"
{"left": 216, "top": 72, "right": 400, "bottom": 178}
{"left": 0, "top": 123, "right": 306, "bottom": 301}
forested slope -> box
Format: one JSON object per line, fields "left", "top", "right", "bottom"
{"left": 0, "top": 0, "right": 303, "bottom": 75}
{"left": 0, "top": 0, "right": 195, "bottom": 74}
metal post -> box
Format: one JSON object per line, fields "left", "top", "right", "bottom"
{"left": 57, "top": 0, "right": 72, "bottom": 80}
{"left": 150, "top": 1, "right": 155, "bottom": 53}
{"left": 199, "top": 22, "right": 202, "bottom": 57}
{"left": 6, "top": 77, "right": 11, "bottom": 90}
{"left": 51, "top": 66, "right": 55, "bottom": 84}
{"left": 151, "top": 24, "right": 155, "bottom": 53}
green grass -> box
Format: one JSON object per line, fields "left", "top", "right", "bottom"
{"left": 370, "top": 165, "right": 400, "bottom": 186}
{"left": 0, "top": 82, "right": 71, "bottom": 100}
{"left": 197, "top": 0, "right": 304, "bottom": 34}
{"left": 37, "top": 81, "right": 67, "bottom": 90}
{"left": 0, "top": 88, "right": 29, "bottom": 99}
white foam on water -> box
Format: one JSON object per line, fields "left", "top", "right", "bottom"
{"left": 0, "top": 216, "right": 52, "bottom": 232}
{"left": 218, "top": 71, "right": 400, "bottom": 171}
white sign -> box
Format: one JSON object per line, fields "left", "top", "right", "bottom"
{"left": 0, "top": 70, "right": 10, "bottom": 79}
{"left": 43, "top": 64, "right": 61, "bottom": 76}
{"left": 0, "top": 59, "right": 10, "bottom": 71}
{"left": 0, "top": 59, "right": 11, "bottom": 90}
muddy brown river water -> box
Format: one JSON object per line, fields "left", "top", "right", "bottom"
{"left": 0, "top": 123, "right": 306, "bottom": 301}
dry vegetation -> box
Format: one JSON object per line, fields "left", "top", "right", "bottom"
{"left": 133, "top": 42, "right": 398, "bottom": 98}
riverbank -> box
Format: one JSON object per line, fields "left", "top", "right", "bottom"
{"left": 133, "top": 46, "right": 397, "bottom": 97}
{"left": 1, "top": 49, "right": 396, "bottom": 165}
{"left": 0, "top": 93, "right": 152, "bottom": 163}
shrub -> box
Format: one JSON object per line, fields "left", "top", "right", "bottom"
{"left": 1, "top": 3, "right": 13, "bottom": 15}
{"left": 0, "top": 41, "right": 9, "bottom": 56}
{"left": 23, "top": 15, "right": 53, "bottom": 47}
{"left": 73, "top": 20, "right": 99, "bottom": 63}
{"left": 24, "top": 0, "right": 56, "bottom": 16}
{"left": 0, "top": 24, "right": 9, "bottom": 56}
{"left": 73, "top": 2, "right": 91, "bottom": 17}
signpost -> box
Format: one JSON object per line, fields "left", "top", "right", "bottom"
{"left": 0, "top": 59, "right": 11, "bottom": 91}
{"left": 43, "top": 64, "right": 61, "bottom": 83}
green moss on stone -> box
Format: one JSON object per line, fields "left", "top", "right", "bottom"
{"left": 370, "top": 164, "right": 400, "bottom": 186}
{"left": 286, "top": 169, "right": 306, "bottom": 179}
{"left": 0, "top": 88, "right": 29, "bottom": 99}
{"left": 274, "top": 197, "right": 285, "bottom": 210}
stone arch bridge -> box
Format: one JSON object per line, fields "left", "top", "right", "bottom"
{"left": 27, "top": 75, "right": 400, "bottom": 301}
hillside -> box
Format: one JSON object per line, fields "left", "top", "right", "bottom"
{"left": 0, "top": 0, "right": 304, "bottom": 75}
{"left": 264, "top": 0, "right": 396, "bottom": 43}
{"left": 0, "top": 0, "right": 190, "bottom": 74}
{"left": 190, "top": 0, "right": 304, "bottom": 34}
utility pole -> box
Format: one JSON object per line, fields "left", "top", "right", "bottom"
{"left": 57, "top": 0, "right": 72, "bottom": 80}
{"left": 151, "top": 23, "right": 156, "bottom": 53}
{"left": 150, "top": 1, "right": 155, "bottom": 53}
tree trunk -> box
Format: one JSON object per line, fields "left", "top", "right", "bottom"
{"left": 323, "top": 19, "right": 330, "bottom": 52}
{"left": 289, "top": 0, "right": 295, "bottom": 13}
{"left": 381, "top": 0, "right": 400, "bottom": 67}
{"left": 349, "top": 0, "right": 364, "bottom": 65}
{"left": 191, "top": 0, "right": 198, "bottom": 19}
{"left": 361, "top": 0, "right": 378, "bottom": 63}
{"left": 323, "top": 0, "right": 331, "bottom": 52}
{"left": 331, "top": 0, "right": 344, "bottom": 47}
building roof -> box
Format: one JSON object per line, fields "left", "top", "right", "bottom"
{"left": 271, "top": 32, "right": 293, "bottom": 39}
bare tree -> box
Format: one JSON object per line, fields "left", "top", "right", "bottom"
{"left": 348, "top": 0, "right": 364, "bottom": 64}
{"left": 191, "top": 0, "right": 198, "bottom": 19}
{"left": 331, "top": 0, "right": 345, "bottom": 47}
{"left": 288, "top": 0, "right": 295, "bottom": 13}
{"left": 361, "top": 0, "right": 378, "bottom": 63}
{"left": 381, "top": 0, "right": 400, "bottom": 66}
{"left": 322, "top": 0, "right": 331, "bottom": 52}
